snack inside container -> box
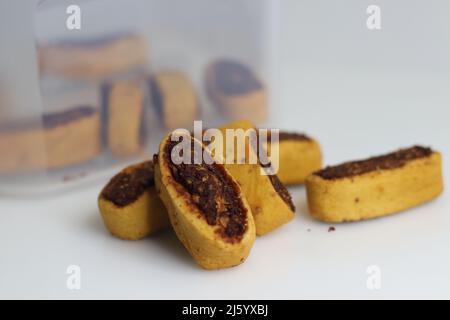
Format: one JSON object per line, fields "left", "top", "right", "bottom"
{"left": 0, "top": 0, "right": 279, "bottom": 195}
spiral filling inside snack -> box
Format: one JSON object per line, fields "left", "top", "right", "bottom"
{"left": 148, "top": 77, "right": 164, "bottom": 118}
{"left": 165, "top": 138, "right": 248, "bottom": 240}
{"left": 101, "top": 161, "right": 154, "bottom": 207}
{"left": 267, "top": 173, "right": 295, "bottom": 211}
{"left": 256, "top": 133, "right": 296, "bottom": 212}
{"left": 277, "top": 131, "right": 311, "bottom": 142}
{"left": 213, "top": 60, "right": 262, "bottom": 95}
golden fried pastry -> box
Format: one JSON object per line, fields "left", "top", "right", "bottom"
{"left": 39, "top": 34, "right": 149, "bottom": 79}
{"left": 154, "top": 131, "right": 255, "bottom": 269}
{"left": 149, "top": 71, "right": 198, "bottom": 130}
{"left": 216, "top": 120, "right": 295, "bottom": 235}
{"left": 263, "top": 131, "right": 322, "bottom": 185}
{"left": 306, "top": 146, "right": 444, "bottom": 222}
{"left": 104, "top": 80, "right": 145, "bottom": 157}
{"left": 98, "top": 160, "right": 168, "bottom": 240}
{"left": 0, "top": 106, "right": 100, "bottom": 173}
{"left": 206, "top": 59, "right": 267, "bottom": 124}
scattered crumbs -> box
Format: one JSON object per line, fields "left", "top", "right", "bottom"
{"left": 328, "top": 226, "right": 336, "bottom": 232}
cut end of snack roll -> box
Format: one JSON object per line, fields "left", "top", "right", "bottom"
{"left": 262, "top": 130, "right": 322, "bottom": 185}
{"left": 217, "top": 120, "right": 295, "bottom": 236}
{"left": 154, "top": 131, "right": 256, "bottom": 269}
{"left": 98, "top": 160, "right": 169, "bottom": 240}
{"left": 305, "top": 146, "right": 444, "bottom": 222}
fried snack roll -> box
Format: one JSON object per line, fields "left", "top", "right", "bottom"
{"left": 104, "top": 80, "right": 144, "bottom": 157}
{"left": 306, "top": 146, "right": 444, "bottom": 222}
{"left": 205, "top": 60, "right": 267, "bottom": 123}
{"left": 39, "top": 34, "right": 149, "bottom": 79}
{"left": 0, "top": 106, "right": 100, "bottom": 173}
{"left": 44, "top": 107, "right": 101, "bottom": 169}
{"left": 217, "top": 120, "right": 295, "bottom": 235}
{"left": 154, "top": 132, "right": 255, "bottom": 269}
{"left": 98, "top": 160, "right": 169, "bottom": 240}
{"left": 263, "top": 131, "right": 322, "bottom": 185}
{"left": 149, "top": 71, "right": 198, "bottom": 130}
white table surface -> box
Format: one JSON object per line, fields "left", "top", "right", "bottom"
{"left": 1, "top": 0, "right": 450, "bottom": 299}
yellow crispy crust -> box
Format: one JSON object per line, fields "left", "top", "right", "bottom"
{"left": 206, "top": 65, "right": 267, "bottom": 124}
{"left": 155, "top": 134, "right": 255, "bottom": 269}
{"left": 0, "top": 112, "right": 100, "bottom": 173}
{"left": 218, "top": 120, "right": 295, "bottom": 235}
{"left": 107, "top": 81, "right": 143, "bottom": 157}
{"left": 266, "top": 138, "right": 322, "bottom": 185}
{"left": 305, "top": 152, "right": 444, "bottom": 222}
{"left": 151, "top": 71, "right": 198, "bottom": 130}
{"left": 98, "top": 162, "right": 169, "bottom": 240}
{"left": 39, "top": 35, "right": 149, "bottom": 79}
{"left": 98, "top": 189, "right": 168, "bottom": 240}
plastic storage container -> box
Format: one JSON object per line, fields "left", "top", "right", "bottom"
{"left": 0, "top": 0, "right": 279, "bottom": 194}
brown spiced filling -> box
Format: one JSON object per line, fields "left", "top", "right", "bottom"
{"left": 183, "top": 129, "right": 295, "bottom": 213}
{"left": 267, "top": 172, "right": 296, "bottom": 211}
{"left": 43, "top": 106, "right": 96, "bottom": 129}
{"left": 262, "top": 130, "right": 312, "bottom": 142}
{"left": 165, "top": 138, "right": 247, "bottom": 240}
{"left": 0, "top": 106, "right": 96, "bottom": 133}
{"left": 278, "top": 132, "right": 311, "bottom": 142}
{"left": 101, "top": 161, "right": 155, "bottom": 207}
{"left": 256, "top": 132, "right": 296, "bottom": 212}
{"left": 315, "top": 146, "right": 433, "bottom": 180}
{"left": 100, "top": 83, "right": 111, "bottom": 145}
{"left": 148, "top": 76, "right": 164, "bottom": 120}
{"left": 212, "top": 60, "right": 262, "bottom": 95}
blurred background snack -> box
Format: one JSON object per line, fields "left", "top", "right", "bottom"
{"left": 38, "top": 34, "right": 149, "bottom": 80}
{"left": 103, "top": 78, "right": 146, "bottom": 157}
{"left": 0, "top": 121, "right": 47, "bottom": 174}
{"left": 148, "top": 71, "right": 198, "bottom": 130}
{"left": 206, "top": 59, "right": 267, "bottom": 123}
{"left": 0, "top": 106, "right": 100, "bottom": 173}
{"left": 0, "top": 0, "right": 276, "bottom": 194}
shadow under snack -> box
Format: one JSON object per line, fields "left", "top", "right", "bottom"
{"left": 149, "top": 229, "right": 198, "bottom": 269}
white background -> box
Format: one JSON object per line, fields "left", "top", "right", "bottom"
{"left": 1, "top": 0, "right": 450, "bottom": 299}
